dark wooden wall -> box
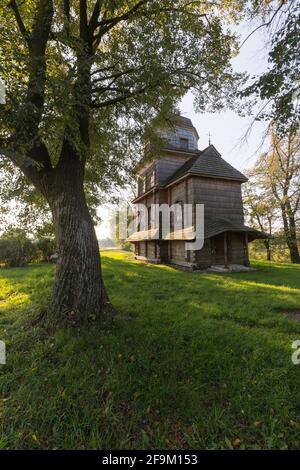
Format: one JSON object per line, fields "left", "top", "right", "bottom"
{"left": 229, "top": 232, "right": 246, "bottom": 264}
{"left": 191, "top": 177, "right": 244, "bottom": 224}
{"left": 156, "top": 154, "right": 190, "bottom": 185}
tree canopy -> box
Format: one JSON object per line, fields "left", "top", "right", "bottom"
{"left": 242, "top": 0, "right": 300, "bottom": 132}
{"left": 0, "top": 0, "right": 242, "bottom": 184}
{"left": 0, "top": 1, "right": 247, "bottom": 323}
{"left": 247, "top": 126, "right": 300, "bottom": 263}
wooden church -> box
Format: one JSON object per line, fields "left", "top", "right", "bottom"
{"left": 127, "top": 115, "right": 267, "bottom": 269}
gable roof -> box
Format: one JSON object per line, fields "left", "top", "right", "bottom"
{"left": 165, "top": 145, "right": 248, "bottom": 186}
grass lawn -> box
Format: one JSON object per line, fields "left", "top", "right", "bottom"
{"left": 1, "top": 251, "right": 300, "bottom": 449}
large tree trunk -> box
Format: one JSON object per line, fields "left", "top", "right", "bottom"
{"left": 281, "top": 206, "right": 300, "bottom": 264}
{"left": 47, "top": 169, "right": 109, "bottom": 325}
{"left": 264, "top": 240, "right": 272, "bottom": 261}
{"left": 286, "top": 230, "right": 300, "bottom": 264}
{"left": 287, "top": 206, "right": 300, "bottom": 264}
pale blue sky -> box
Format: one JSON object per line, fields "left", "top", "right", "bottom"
{"left": 97, "top": 21, "right": 270, "bottom": 239}
{"left": 180, "top": 21, "right": 269, "bottom": 171}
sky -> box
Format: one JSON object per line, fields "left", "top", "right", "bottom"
{"left": 180, "top": 20, "right": 271, "bottom": 172}
{"left": 96, "top": 20, "right": 271, "bottom": 240}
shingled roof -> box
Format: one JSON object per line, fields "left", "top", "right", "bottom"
{"left": 204, "top": 217, "right": 269, "bottom": 240}
{"left": 172, "top": 115, "right": 194, "bottom": 128}
{"left": 165, "top": 145, "right": 248, "bottom": 186}
{"left": 166, "top": 114, "right": 199, "bottom": 139}
{"left": 126, "top": 218, "right": 269, "bottom": 242}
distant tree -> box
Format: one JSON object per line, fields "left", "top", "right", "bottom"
{"left": 0, "top": 1, "right": 244, "bottom": 325}
{"left": 243, "top": 181, "right": 276, "bottom": 260}
{"left": 36, "top": 237, "right": 56, "bottom": 262}
{"left": 0, "top": 228, "right": 37, "bottom": 267}
{"left": 98, "top": 238, "right": 116, "bottom": 249}
{"left": 34, "top": 221, "right": 55, "bottom": 240}
{"left": 248, "top": 126, "right": 300, "bottom": 263}
{"left": 0, "top": 159, "right": 100, "bottom": 237}
{"left": 242, "top": 0, "right": 300, "bottom": 132}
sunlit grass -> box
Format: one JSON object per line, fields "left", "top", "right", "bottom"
{"left": 0, "top": 252, "right": 300, "bottom": 449}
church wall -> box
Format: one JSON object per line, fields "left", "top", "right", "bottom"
{"left": 195, "top": 238, "right": 212, "bottom": 267}
{"left": 229, "top": 233, "right": 246, "bottom": 264}
{"left": 170, "top": 241, "right": 186, "bottom": 263}
{"left": 158, "top": 126, "right": 198, "bottom": 151}
{"left": 139, "top": 241, "right": 146, "bottom": 257}
{"left": 156, "top": 154, "right": 190, "bottom": 185}
{"left": 147, "top": 241, "right": 156, "bottom": 260}
{"left": 192, "top": 177, "right": 244, "bottom": 224}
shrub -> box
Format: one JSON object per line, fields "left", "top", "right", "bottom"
{"left": 35, "top": 238, "right": 56, "bottom": 262}
{"left": 121, "top": 241, "right": 133, "bottom": 252}
{"left": 0, "top": 229, "right": 37, "bottom": 267}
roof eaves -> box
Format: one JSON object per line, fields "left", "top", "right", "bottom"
{"left": 165, "top": 170, "right": 247, "bottom": 188}
{"left": 162, "top": 146, "right": 198, "bottom": 155}
{"left": 132, "top": 185, "right": 162, "bottom": 203}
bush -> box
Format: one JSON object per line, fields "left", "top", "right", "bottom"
{"left": 249, "top": 233, "right": 300, "bottom": 263}
{"left": 35, "top": 238, "right": 56, "bottom": 262}
{"left": 121, "top": 241, "right": 133, "bottom": 252}
{"left": 0, "top": 229, "right": 37, "bottom": 267}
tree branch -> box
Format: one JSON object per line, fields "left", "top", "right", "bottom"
{"left": 93, "top": 0, "right": 151, "bottom": 47}
{"left": 25, "top": 0, "right": 54, "bottom": 123}
{"left": 7, "top": 0, "right": 54, "bottom": 183}
{"left": 8, "top": 0, "right": 30, "bottom": 45}
{"left": 90, "top": 76, "right": 177, "bottom": 108}
{"left": 91, "top": 85, "right": 147, "bottom": 108}
{"left": 0, "top": 140, "right": 52, "bottom": 190}
{"left": 91, "top": 67, "right": 138, "bottom": 86}
{"left": 89, "top": 0, "right": 101, "bottom": 34}
{"left": 240, "top": 0, "right": 285, "bottom": 49}
{"left": 80, "top": 0, "right": 89, "bottom": 41}
{"left": 93, "top": 1, "right": 210, "bottom": 49}
{"left": 63, "top": 0, "right": 70, "bottom": 36}
{"left": 98, "top": 0, "right": 149, "bottom": 28}
{"left": 63, "top": 0, "right": 70, "bottom": 21}
{"left": 91, "top": 62, "right": 122, "bottom": 76}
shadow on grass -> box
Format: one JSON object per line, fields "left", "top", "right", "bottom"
{"left": 1, "top": 253, "right": 300, "bottom": 449}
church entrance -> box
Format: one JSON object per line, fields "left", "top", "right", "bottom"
{"left": 159, "top": 241, "right": 169, "bottom": 262}
{"left": 211, "top": 234, "right": 224, "bottom": 264}
{"left": 211, "top": 233, "right": 232, "bottom": 265}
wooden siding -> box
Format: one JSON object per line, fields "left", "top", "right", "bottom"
{"left": 139, "top": 241, "right": 146, "bottom": 257}
{"left": 195, "top": 238, "right": 212, "bottom": 266}
{"left": 138, "top": 163, "right": 156, "bottom": 196}
{"left": 133, "top": 169, "right": 251, "bottom": 269}
{"left": 191, "top": 177, "right": 244, "bottom": 224}
{"left": 156, "top": 154, "right": 191, "bottom": 185}
{"left": 170, "top": 241, "right": 186, "bottom": 262}
{"left": 169, "top": 179, "right": 192, "bottom": 204}
{"left": 194, "top": 232, "right": 246, "bottom": 267}
{"left": 158, "top": 126, "right": 198, "bottom": 151}
{"left": 147, "top": 241, "right": 156, "bottom": 260}
{"left": 229, "top": 232, "right": 246, "bottom": 264}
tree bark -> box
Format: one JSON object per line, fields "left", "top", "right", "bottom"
{"left": 287, "top": 204, "right": 300, "bottom": 264}
{"left": 47, "top": 166, "right": 109, "bottom": 325}
{"left": 281, "top": 205, "right": 300, "bottom": 264}
{"left": 286, "top": 225, "right": 300, "bottom": 264}
{"left": 264, "top": 240, "right": 272, "bottom": 261}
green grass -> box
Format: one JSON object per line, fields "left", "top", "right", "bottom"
{"left": 1, "top": 251, "right": 300, "bottom": 449}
